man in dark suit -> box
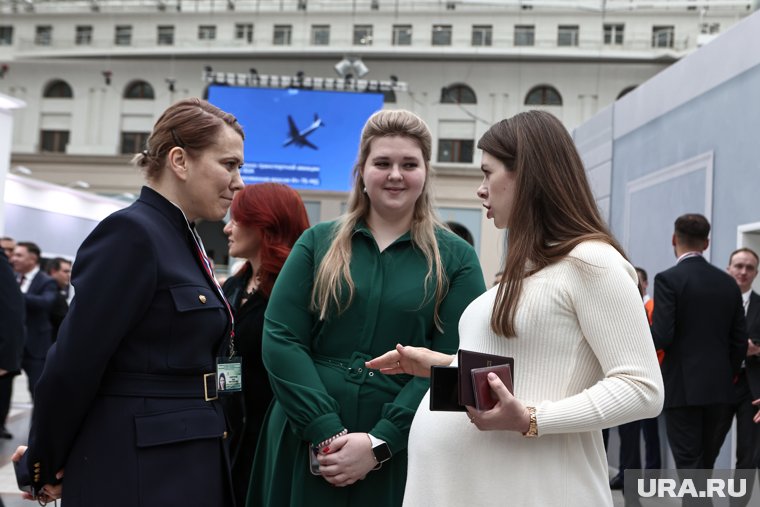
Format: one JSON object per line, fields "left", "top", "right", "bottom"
{"left": 10, "top": 241, "right": 58, "bottom": 399}
{"left": 727, "top": 247, "right": 760, "bottom": 506}
{"left": 0, "top": 249, "right": 25, "bottom": 441}
{"left": 651, "top": 214, "right": 747, "bottom": 476}
{"left": 46, "top": 257, "right": 72, "bottom": 342}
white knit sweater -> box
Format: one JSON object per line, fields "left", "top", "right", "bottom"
{"left": 403, "top": 241, "right": 664, "bottom": 507}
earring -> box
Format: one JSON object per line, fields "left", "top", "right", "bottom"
{"left": 362, "top": 186, "right": 367, "bottom": 193}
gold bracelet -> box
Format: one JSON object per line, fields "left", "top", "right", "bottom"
{"left": 522, "top": 406, "right": 538, "bottom": 438}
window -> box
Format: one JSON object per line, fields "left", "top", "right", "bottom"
{"left": 115, "top": 25, "right": 132, "bottom": 46}
{"left": 311, "top": 25, "right": 330, "bottom": 46}
{"left": 700, "top": 22, "right": 720, "bottom": 34}
{"left": 75, "top": 25, "right": 93, "bottom": 45}
{"left": 124, "top": 80, "right": 155, "bottom": 99}
{"left": 353, "top": 25, "right": 373, "bottom": 46}
{"left": 432, "top": 24, "right": 452, "bottom": 46}
{"left": 43, "top": 80, "right": 73, "bottom": 98}
{"left": 392, "top": 24, "right": 412, "bottom": 46}
{"left": 40, "top": 130, "right": 69, "bottom": 153}
{"left": 471, "top": 25, "right": 492, "bottom": 47}
{"left": 603, "top": 23, "right": 624, "bottom": 45}
{"left": 440, "top": 84, "right": 477, "bottom": 104}
{"left": 514, "top": 25, "right": 534, "bottom": 46}
{"left": 438, "top": 139, "right": 474, "bottom": 163}
{"left": 35, "top": 25, "right": 52, "bottom": 46}
{"left": 0, "top": 26, "right": 14, "bottom": 46}
{"left": 557, "top": 25, "right": 579, "bottom": 47}
{"left": 525, "top": 85, "right": 562, "bottom": 106}
{"left": 235, "top": 23, "right": 253, "bottom": 44}
{"left": 121, "top": 132, "right": 151, "bottom": 155}
{"left": 652, "top": 25, "right": 674, "bottom": 48}
{"left": 198, "top": 25, "right": 216, "bottom": 41}
{"left": 273, "top": 25, "right": 292, "bottom": 45}
{"left": 157, "top": 25, "right": 174, "bottom": 45}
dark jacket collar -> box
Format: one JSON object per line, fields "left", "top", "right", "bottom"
{"left": 137, "top": 186, "right": 192, "bottom": 234}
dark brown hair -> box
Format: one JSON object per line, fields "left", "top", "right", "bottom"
{"left": 674, "top": 213, "right": 710, "bottom": 250}
{"left": 132, "top": 97, "right": 244, "bottom": 180}
{"left": 16, "top": 241, "right": 41, "bottom": 260}
{"left": 477, "top": 110, "right": 625, "bottom": 337}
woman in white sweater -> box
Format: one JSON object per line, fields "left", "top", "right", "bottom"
{"left": 366, "top": 110, "right": 664, "bottom": 507}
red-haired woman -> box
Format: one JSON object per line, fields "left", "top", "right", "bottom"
{"left": 221, "top": 182, "right": 310, "bottom": 507}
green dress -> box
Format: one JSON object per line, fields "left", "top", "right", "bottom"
{"left": 248, "top": 220, "right": 486, "bottom": 507}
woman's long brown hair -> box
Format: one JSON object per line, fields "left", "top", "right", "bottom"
{"left": 478, "top": 111, "right": 625, "bottom": 337}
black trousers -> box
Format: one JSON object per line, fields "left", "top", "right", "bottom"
{"left": 0, "top": 374, "right": 13, "bottom": 429}
{"left": 664, "top": 404, "right": 734, "bottom": 470}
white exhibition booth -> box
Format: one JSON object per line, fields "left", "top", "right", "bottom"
{"left": 1, "top": 91, "right": 127, "bottom": 259}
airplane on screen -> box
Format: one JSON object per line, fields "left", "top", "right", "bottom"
{"left": 283, "top": 114, "right": 325, "bottom": 150}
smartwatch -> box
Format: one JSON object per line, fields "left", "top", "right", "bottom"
{"left": 367, "top": 434, "right": 392, "bottom": 469}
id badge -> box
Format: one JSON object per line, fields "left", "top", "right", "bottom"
{"left": 216, "top": 356, "right": 242, "bottom": 393}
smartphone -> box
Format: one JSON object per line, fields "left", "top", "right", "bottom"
{"left": 429, "top": 365, "right": 466, "bottom": 412}
{"left": 308, "top": 444, "right": 321, "bottom": 476}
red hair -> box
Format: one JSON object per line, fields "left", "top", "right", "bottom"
{"left": 230, "top": 183, "right": 310, "bottom": 297}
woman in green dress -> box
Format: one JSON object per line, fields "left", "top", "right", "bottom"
{"left": 248, "top": 109, "right": 486, "bottom": 507}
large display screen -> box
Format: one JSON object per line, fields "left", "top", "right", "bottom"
{"left": 207, "top": 85, "right": 384, "bottom": 192}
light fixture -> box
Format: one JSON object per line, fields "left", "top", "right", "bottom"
{"left": 334, "top": 58, "right": 353, "bottom": 78}
{"left": 67, "top": 180, "right": 91, "bottom": 189}
{"left": 352, "top": 60, "right": 369, "bottom": 78}
{"left": 102, "top": 70, "right": 112, "bottom": 85}
{"left": 335, "top": 57, "right": 369, "bottom": 79}
{"left": 166, "top": 78, "right": 176, "bottom": 92}
{"left": 11, "top": 166, "right": 32, "bottom": 175}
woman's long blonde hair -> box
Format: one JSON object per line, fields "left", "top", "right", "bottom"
{"left": 312, "top": 109, "right": 448, "bottom": 328}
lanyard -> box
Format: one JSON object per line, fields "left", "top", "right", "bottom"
{"left": 188, "top": 224, "right": 237, "bottom": 358}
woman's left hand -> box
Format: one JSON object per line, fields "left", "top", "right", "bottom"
{"left": 466, "top": 372, "right": 531, "bottom": 433}
{"left": 316, "top": 433, "right": 377, "bottom": 487}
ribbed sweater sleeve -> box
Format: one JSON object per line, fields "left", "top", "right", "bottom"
{"left": 535, "top": 242, "right": 664, "bottom": 435}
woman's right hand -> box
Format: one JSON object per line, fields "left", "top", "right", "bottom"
{"left": 365, "top": 343, "right": 454, "bottom": 378}
{"left": 12, "top": 445, "right": 64, "bottom": 502}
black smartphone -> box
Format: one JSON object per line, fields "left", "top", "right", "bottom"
{"left": 13, "top": 460, "right": 34, "bottom": 495}
{"left": 429, "top": 365, "right": 466, "bottom": 412}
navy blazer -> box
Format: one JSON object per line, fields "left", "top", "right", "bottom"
{"left": 22, "top": 270, "right": 58, "bottom": 359}
{"left": 652, "top": 255, "right": 747, "bottom": 408}
{"left": 0, "top": 251, "right": 24, "bottom": 373}
{"left": 744, "top": 291, "right": 760, "bottom": 399}
{"left": 22, "top": 186, "right": 234, "bottom": 507}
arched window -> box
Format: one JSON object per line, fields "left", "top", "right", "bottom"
{"left": 617, "top": 85, "right": 637, "bottom": 100}
{"left": 440, "top": 84, "right": 477, "bottom": 104}
{"left": 524, "top": 85, "right": 562, "bottom": 106}
{"left": 124, "top": 80, "right": 155, "bottom": 99}
{"left": 43, "top": 80, "right": 73, "bottom": 98}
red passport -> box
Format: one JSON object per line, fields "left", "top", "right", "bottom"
{"left": 471, "top": 364, "right": 513, "bottom": 411}
{"left": 457, "top": 349, "right": 515, "bottom": 407}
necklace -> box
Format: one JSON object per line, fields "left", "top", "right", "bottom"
{"left": 241, "top": 273, "right": 260, "bottom": 301}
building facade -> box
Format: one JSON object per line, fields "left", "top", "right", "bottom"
{"left": 0, "top": 0, "right": 755, "bottom": 275}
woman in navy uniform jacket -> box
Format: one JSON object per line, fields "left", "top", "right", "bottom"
{"left": 13, "top": 98, "right": 245, "bottom": 506}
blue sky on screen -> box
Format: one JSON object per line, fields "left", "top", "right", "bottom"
{"left": 208, "top": 86, "right": 384, "bottom": 192}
